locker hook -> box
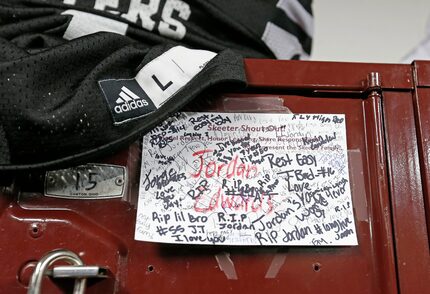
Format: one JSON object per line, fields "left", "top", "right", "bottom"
{"left": 27, "top": 249, "right": 86, "bottom": 294}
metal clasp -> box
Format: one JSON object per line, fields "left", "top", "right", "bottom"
{"left": 28, "top": 249, "right": 107, "bottom": 294}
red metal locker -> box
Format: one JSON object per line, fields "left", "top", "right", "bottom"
{"left": 391, "top": 60, "right": 430, "bottom": 294}
{"left": 0, "top": 59, "right": 425, "bottom": 293}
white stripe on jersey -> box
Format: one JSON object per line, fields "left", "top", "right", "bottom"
{"left": 277, "top": 0, "right": 314, "bottom": 37}
{"left": 262, "top": 22, "right": 309, "bottom": 60}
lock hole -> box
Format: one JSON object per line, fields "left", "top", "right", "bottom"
{"left": 29, "top": 223, "right": 43, "bottom": 238}
{"left": 147, "top": 265, "right": 155, "bottom": 272}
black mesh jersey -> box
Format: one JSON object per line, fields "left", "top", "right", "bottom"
{"left": 0, "top": 0, "right": 313, "bottom": 59}
{"left": 0, "top": 0, "right": 313, "bottom": 170}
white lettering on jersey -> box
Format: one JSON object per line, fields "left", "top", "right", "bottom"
{"left": 158, "top": 0, "right": 191, "bottom": 40}
{"left": 121, "top": 0, "right": 160, "bottom": 31}
{"left": 63, "top": 0, "right": 191, "bottom": 41}
{"left": 62, "top": 10, "right": 128, "bottom": 40}
{"left": 94, "top": 0, "right": 119, "bottom": 11}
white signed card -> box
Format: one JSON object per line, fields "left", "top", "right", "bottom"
{"left": 135, "top": 112, "right": 358, "bottom": 246}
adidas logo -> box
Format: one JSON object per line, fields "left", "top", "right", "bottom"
{"left": 114, "top": 86, "right": 149, "bottom": 114}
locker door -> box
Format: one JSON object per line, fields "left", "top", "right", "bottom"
{"left": 0, "top": 60, "right": 412, "bottom": 293}
{"left": 389, "top": 60, "right": 430, "bottom": 294}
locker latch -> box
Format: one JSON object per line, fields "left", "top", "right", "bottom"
{"left": 27, "top": 249, "right": 108, "bottom": 294}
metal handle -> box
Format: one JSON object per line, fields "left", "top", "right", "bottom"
{"left": 27, "top": 249, "right": 86, "bottom": 294}
{"left": 46, "top": 265, "right": 107, "bottom": 279}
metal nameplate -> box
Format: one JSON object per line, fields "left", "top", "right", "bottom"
{"left": 45, "top": 163, "right": 126, "bottom": 199}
